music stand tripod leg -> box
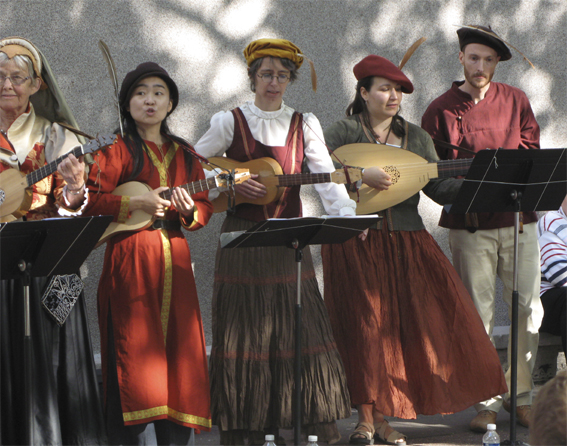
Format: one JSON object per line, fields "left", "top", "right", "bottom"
{"left": 18, "top": 259, "right": 34, "bottom": 446}
{"left": 293, "top": 239, "right": 303, "bottom": 446}
{"left": 503, "top": 191, "right": 528, "bottom": 446}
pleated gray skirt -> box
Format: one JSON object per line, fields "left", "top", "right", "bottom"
{"left": 209, "top": 215, "right": 351, "bottom": 444}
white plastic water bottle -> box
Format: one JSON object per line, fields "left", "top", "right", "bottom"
{"left": 482, "top": 423, "right": 500, "bottom": 446}
{"left": 307, "top": 435, "right": 318, "bottom": 445}
{"left": 263, "top": 434, "right": 276, "bottom": 446}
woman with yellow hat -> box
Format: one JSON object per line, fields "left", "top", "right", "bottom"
{"left": 0, "top": 37, "right": 105, "bottom": 444}
{"left": 321, "top": 55, "right": 508, "bottom": 444}
{"left": 195, "top": 38, "right": 355, "bottom": 445}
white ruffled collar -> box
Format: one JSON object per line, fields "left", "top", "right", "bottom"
{"left": 245, "top": 100, "right": 286, "bottom": 120}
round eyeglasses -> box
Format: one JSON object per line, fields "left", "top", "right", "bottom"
{"left": 0, "top": 75, "right": 31, "bottom": 86}
{"left": 257, "top": 73, "right": 290, "bottom": 84}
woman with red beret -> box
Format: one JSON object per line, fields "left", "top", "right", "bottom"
{"left": 322, "top": 55, "right": 508, "bottom": 444}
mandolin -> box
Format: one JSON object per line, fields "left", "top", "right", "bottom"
{"left": 202, "top": 156, "right": 363, "bottom": 213}
{"left": 333, "top": 143, "right": 472, "bottom": 215}
{"left": 96, "top": 168, "right": 250, "bottom": 247}
{"left": 0, "top": 133, "right": 116, "bottom": 221}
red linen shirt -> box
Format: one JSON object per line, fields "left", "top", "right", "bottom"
{"left": 422, "top": 81, "right": 540, "bottom": 229}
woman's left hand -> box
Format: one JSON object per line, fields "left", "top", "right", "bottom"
{"left": 171, "top": 187, "right": 195, "bottom": 217}
{"left": 58, "top": 153, "right": 85, "bottom": 190}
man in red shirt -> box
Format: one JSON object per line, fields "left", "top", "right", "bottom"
{"left": 422, "top": 25, "right": 543, "bottom": 433}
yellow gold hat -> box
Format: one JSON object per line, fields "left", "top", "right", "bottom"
{"left": 244, "top": 38, "right": 304, "bottom": 68}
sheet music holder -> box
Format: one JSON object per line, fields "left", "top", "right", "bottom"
{"left": 0, "top": 215, "right": 112, "bottom": 445}
{"left": 221, "top": 215, "right": 379, "bottom": 249}
{"left": 222, "top": 215, "right": 380, "bottom": 445}
{"left": 450, "top": 148, "right": 566, "bottom": 214}
{"left": 450, "top": 148, "right": 566, "bottom": 445}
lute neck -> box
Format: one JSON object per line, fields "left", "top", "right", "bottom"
{"left": 26, "top": 145, "right": 85, "bottom": 186}
{"left": 436, "top": 158, "right": 473, "bottom": 178}
{"left": 159, "top": 176, "right": 217, "bottom": 200}
{"left": 275, "top": 172, "right": 333, "bottom": 187}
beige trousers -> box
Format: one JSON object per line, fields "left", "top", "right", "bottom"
{"left": 449, "top": 223, "right": 543, "bottom": 412}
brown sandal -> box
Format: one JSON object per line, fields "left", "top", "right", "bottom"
{"left": 349, "top": 421, "right": 375, "bottom": 445}
{"left": 374, "top": 420, "right": 406, "bottom": 445}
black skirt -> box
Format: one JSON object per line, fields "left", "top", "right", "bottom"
{"left": 1, "top": 275, "right": 106, "bottom": 445}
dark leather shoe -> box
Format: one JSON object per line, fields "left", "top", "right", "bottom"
{"left": 470, "top": 410, "right": 498, "bottom": 433}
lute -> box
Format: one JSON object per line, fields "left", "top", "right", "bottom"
{"left": 0, "top": 133, "right": 117, "bottom": 220}
{"left": 333, "top": 143, "right": 472, "bottom": 214}
{"left": 96, "top": 168, "right": 250, "bottom": 247}
{"left": 202, "top": 156, "right": 363, "bottom": 213}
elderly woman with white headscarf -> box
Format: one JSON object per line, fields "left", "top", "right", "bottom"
{"left": 0, "top": 37, "right": 106, "bottom": 445}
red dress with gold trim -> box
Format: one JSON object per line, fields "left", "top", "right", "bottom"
{"left": 84, "top": 136, "right": 213, "bottom": 430}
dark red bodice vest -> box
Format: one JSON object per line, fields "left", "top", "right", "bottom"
{"left": 226, "top": 107, "right": 305, "bottom": 222}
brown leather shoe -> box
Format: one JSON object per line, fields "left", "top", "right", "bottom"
{"left": 515, "top": 405, "right": 531, "bottom": 427}
{"left": 502, "top": 399, "right": 531, "bottom": 427}
{"left": 470, "top": 410, "right": 498, "bottom": 433}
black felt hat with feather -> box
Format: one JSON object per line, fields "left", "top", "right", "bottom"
{"left": 457, "top": 25, "right": 512, "bottom": 61}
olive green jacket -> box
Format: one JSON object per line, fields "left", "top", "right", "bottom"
{"left": 324, "top": 114, "right": 462, "bottom": 231}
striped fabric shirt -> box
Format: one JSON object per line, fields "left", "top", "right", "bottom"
{"left": 537, "top": 206, "right": 567, "bottom": 296}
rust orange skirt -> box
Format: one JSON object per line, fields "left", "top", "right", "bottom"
{"left": 322, "top": 226, "right": 507, "bottom": 419}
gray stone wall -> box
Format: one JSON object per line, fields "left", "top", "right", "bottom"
{"left": 4, "top": 0, "right": 566, "bottom": 353}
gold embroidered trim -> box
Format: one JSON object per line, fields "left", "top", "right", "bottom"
{"left": 168, "top": 407, "right": 212, "bottom": 428}
{"left": 159, "top": 229, "right": 173, "bottom": 344}
{"left": 182, "top": 207, "right": 199, "bottom": 230}
{"left": 145, "top": 142, "right": 178, "bottom": 344}
{"left": 146, "top": 142, "right": 177, "bottom": 187}
{"left": 122, "top": 405, "right": 212, "bottom": 428}
{"left": 118, "top": 196, "right": 130, "bottom": 223}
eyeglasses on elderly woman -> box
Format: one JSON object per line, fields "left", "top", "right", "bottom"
{"left": 0, "top": 74, "right": 30, "bottom": 86}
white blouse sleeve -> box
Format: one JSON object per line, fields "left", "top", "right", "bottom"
{"left": 194, "top": 110, "right": 235, "bottom": 159}
{"left": 302, "top": 113, "right": 356, "bottom": 216}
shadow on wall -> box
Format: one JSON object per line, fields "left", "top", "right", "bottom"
{"left": 1, "top": 0, "right": 564, "bottom": 353}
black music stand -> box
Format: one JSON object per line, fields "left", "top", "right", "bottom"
{"left": 221, "top": 215, "right": 380, "bottom": 445}
{"left": 0, "top": 216, "right": 112, "bottom": 445}
{"left": 450, "top": 148, "right": 567, "bottom": 445}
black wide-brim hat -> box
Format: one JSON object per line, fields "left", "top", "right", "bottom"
{"left": 457, "top": 25, "right": 512, "bottom": 61}
{"left": 119, "top": 62, "right": 179, "bottom": 114}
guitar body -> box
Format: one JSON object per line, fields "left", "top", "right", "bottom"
{"left": 204, "top": 157, "right": 284, "bottom": 212}
{"left": 333, "top": 143, "right": 440, "bottom": 215}
{"left": 96, "top": 181, "right": 154, "bottom": 248}
{"left": 0, "top": 169, "right": 32, "bottom": 220}
{"left": 0, "top": 133, "right": 116, "bottom": 222}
